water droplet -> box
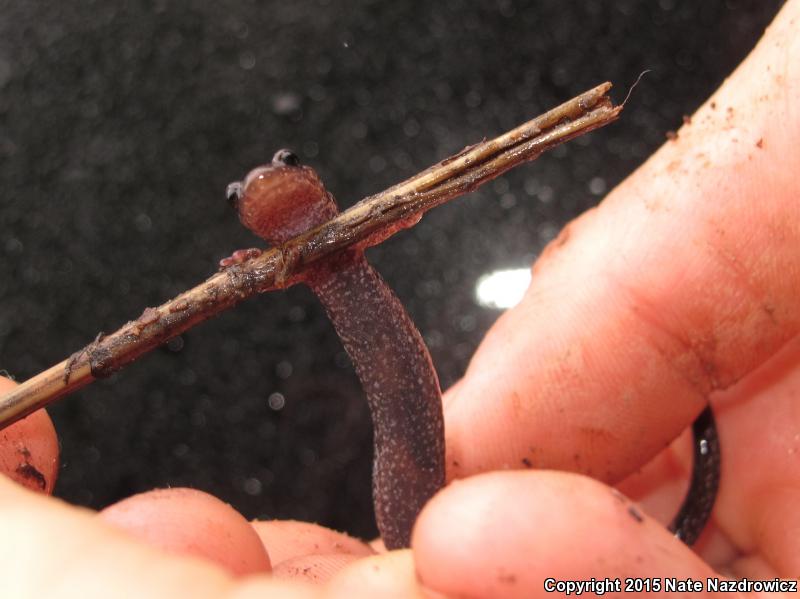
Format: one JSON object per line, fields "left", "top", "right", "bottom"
{"left": 5, "top": 237, "right": 23, "bottom": 255}
{"left": 275, "top": 360, "right": 293, "bottom": 379}
{"left": 178, "top": 368, "right": 196, "bottom": 386}
{"left": 243, "top": 477, "right": 263, "bottom": 496}
{"left": 500, "top": 193, "right": 517, "bottom": 209}
{"left": 588, "top": 177, "right": 607, "bottom": 196}
{"left": 271, "top": 92, "right": 301, "bottom": 115}
{"left": 464, "top": 90, "right": 482, "bottom": 108}
{"left": 403, "top": 118, "right": 420, "bottom": 138}
{"left": 351, "top": 121, "right": 368, "bottom": 139}
{"left": 537, "top": 185, "right": 554, "bottom": 204}
{"left": 267, "top": 392, "right": 286, "bottom": 411}
{"left": 238, "top": 51, "right": 256, "bottom": 70}
{"left": 458, "top": 314, "right": 477, "bottom": 332}
{"left": 369, "top": 155, "right": 387, "bottom": 173}
{"left": 134, "top": 212, "right": 152, "bottom": 233}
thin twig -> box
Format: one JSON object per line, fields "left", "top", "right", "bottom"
{"left": 0, "top": 82, "right": 622, "bottom": 431}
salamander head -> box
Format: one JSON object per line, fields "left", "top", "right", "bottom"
{"left": 227, "top": 149, "right": 338, "bottom": 246}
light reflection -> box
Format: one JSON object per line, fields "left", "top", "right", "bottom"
{"left": 474, "top": 268, "right": 531, "bottom": 310}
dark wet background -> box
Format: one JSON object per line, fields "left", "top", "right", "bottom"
{"left": 0, "top": 1, "right": 783, "bottom": 538}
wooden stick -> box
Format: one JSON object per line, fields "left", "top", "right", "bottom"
{"left": 0, "top": 83, "right": 622, "bottom": 430}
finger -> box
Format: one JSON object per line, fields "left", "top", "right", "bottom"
{"left": 0, "top": 476, "right": 323, "bottom": 598}
{"left": 0, "top": 377, "right": 58, "bottom": 494}
{"left": 708, "top": 335, "right": 800, "bottom": 577}
{"left": 444, "top": 0, "right": 800, "bottom": 483}
{"left": 251, "top": 519, "right": 374, "bottom": 565}
{"left": 273, "top": 553, "right": 363, "bottom": 585}
{"left": 413, "top": 471, "right": 716, "bottom": 599}
{"left": 616, "top": 427, "right": 694, "bottom": 533}
{"left": 369, "top": 538, "right": 387, "bottom": 553}
{"left": 324, "top": 550, "right": 429, "bottom": 599}
{"left": 99, "top": 487, "right": 270, "bottom": 577}
{"left": 617, "top": 337, "right": 800, "bottom": 575}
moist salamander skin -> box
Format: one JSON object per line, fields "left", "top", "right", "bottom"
{"left": 228, "top": 150, "right": 446, "bottom": 549}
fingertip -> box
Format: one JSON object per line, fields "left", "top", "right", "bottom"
{"left": 251, "top": 519, "right": 374, "bottom": 565}
{"left": 0, "top": 377, "right": 59, "bottom": 494}
{"left": 412, "top": 471, "right": 712, "bottom": 599}
{"left": 272, "top": 553, "right": 361, "bottom": 585}
{"left": 99, "top": 487, "right": 270, "bottom": 577}
{"left": 325, "top": 550, "right": 429, "bottom": 598}
{"left": 369, "top": 537, "right": 387, "bottom": 553}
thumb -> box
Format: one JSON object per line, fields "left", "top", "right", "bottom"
{"left": 413, "top": 471, "right": 717, "bottom": 599}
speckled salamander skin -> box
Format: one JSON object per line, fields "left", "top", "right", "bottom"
{"left": 228, "top": 150, "right": 445, "bottom": 549}
{"left": 311, "top": 253, "right": 445, "bottom": 549}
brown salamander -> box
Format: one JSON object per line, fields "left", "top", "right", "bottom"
{"left": 225, "top": 149, "right": 445, "bottom": 549}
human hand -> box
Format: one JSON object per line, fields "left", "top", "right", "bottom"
{"left": 415, "top": 1, "right": 800, "bottom": 595}
{"left": 0, "top": 376, "right": 395, "bottom": 598}
{"left": 2, "top": 1, "right": 799, "bottom": 596}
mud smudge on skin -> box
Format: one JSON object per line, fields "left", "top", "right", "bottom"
{"left": 14, "top": 448, "right": 46, "bottom": 490}
{"left": 15, "top": 463, "right": 47, "bottom": 490}
{"left": 628, "top": 505, "right": 644, "bottom": 523}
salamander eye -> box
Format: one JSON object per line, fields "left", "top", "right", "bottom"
{"left": 226, "top": 181, "right": 243, "bottom": 208}
{"left": 272, "top": 148, "right": 300, "bottom": 167}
